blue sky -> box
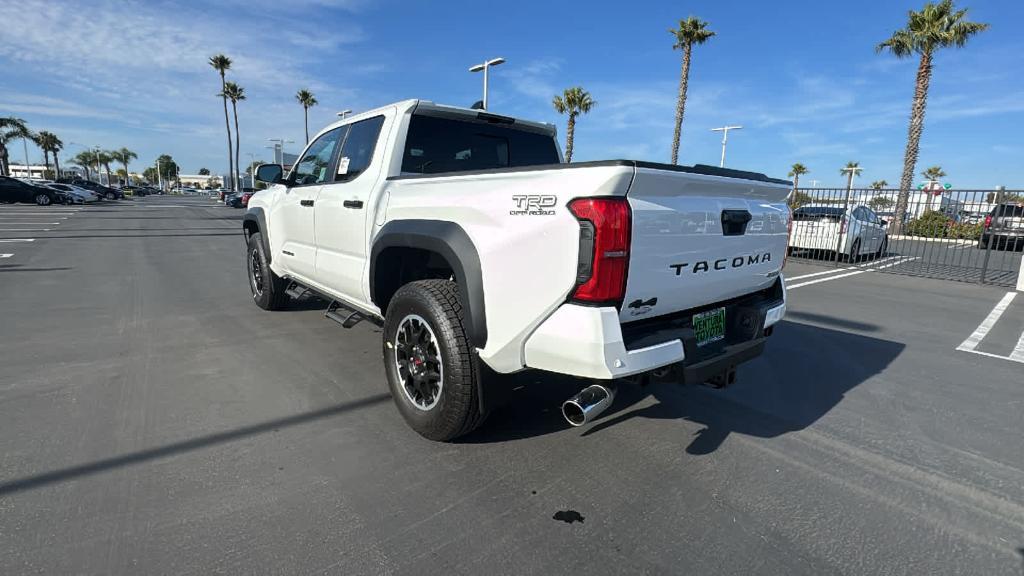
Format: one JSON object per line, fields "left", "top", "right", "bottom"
{"left": 1, "top": 0, "right": 1021, "bottom": 187}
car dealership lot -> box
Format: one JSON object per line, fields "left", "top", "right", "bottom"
{"left": 1, "top": 198, "right": 1022, "bottom": 574}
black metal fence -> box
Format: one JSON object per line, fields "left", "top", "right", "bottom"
{"left": 787, "top": 187, "right": 1023, "bottom": 287}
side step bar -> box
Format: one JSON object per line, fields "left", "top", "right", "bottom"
{"left": 325, "top": 299, "right": 365, "bottom": 328}
{"left": 284, "top": 282, "right": 309, "bottom": 300}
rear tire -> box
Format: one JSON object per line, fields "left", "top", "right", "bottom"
{"left": 847, "top": 239, "right": 861, "bottom": 262}
{"left": 875, "top": 236, "right": 888, "bottom": 258}
{"left": 106, "top": 192, "right": 115, "bottom": 200}
{"left": 34, "top": 193, "right": 51, "bottom": 206}
{"left": 246, "top": 231, "right": 289, "bottom": 310}
{"left": 383, "top": 280, "right": 485, "bottom": 441}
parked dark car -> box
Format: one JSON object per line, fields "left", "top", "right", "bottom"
{"left": 121, "top": 185, "right": 149, "bottom": 197}
{"left": 0, "top": 176, "right": 61, "bottom": 205}
{"left": 225, "top": 192, "right": 244, "bottom": 208}
{"left": 69, "top": 179, "right": 124, "bottom": 200}
{"left": 241, "top": 189, "right": 256, "bottom": 207}
{"left": 980, "top": 203, "right": 1024, "bottom": 250}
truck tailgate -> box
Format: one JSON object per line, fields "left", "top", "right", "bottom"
{"left": 621, "top": 166, "right": 790, "bottom": 323}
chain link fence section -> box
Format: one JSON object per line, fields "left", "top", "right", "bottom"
{"left": 787, "top": 187, "right": 1023, "bottom": 287}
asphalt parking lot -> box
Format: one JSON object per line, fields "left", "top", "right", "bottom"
{"left": 1, "top": 197, "right": 1022, "bottom": 575}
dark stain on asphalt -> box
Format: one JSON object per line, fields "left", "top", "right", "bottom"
{"left": 553, "top": 510, "right": 584, "bottom": 524}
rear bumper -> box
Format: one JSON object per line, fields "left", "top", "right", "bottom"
{"left": 523, "top": 280, "right": 786, "bottom": 380}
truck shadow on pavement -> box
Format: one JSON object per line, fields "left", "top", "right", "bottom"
{"left": 462, "top": 320, "right": 905, "bottom": 454}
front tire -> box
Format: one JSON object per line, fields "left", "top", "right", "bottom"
{"left": 847, "top": 238, "right": 861, "bottom": 262}
{"left": 246, "top": 232, "right": 288, "bottom": 310}
{"left": 383, "top": 280, "right": 485, "bottom": 441}
{"left": 106, "top": 192, "right": 116, "bottom": 200}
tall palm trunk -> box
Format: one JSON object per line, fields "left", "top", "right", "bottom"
{"left": 0, "top": 147, "right": 8, "bottom": 176}
{"left": 53, "top": 152, "right": 61, "bottom": 180}
{"left": 303, "top": 106, "right": 309, "bottom": 144}
{"left": 232, "top": 99, "right": 241, "bottom": 189}
{"left": 893, "top": 50, "right": 933, "bottom": 234}
{"left": 793, "top": 174, "right": 800, "bottom": 194}
{"left": 104, "top": 163, "right": 112, "bottom": 185}
{"left": 670, "top": 43, "right": 693, "bottom": 165}
{"left": 565, "top": 113, "right": 577, "bottom": 163}
{"left": 219, "top": 72, "right": 235, "bottom": 192}
{"left": 43, "top": 150, "right": 51, "bottom": 177}
{"left": 122, "top": 161, "right": 130, "bottom": 185}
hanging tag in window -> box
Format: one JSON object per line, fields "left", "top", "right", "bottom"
{"left": 337, "top": 157, "right": 350, "bottom": 176}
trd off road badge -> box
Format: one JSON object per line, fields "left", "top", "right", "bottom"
{"left": 510, "top": 195, "right": 557, "bottom": 216}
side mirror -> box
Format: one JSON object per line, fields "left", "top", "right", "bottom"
{"left": 879, "top": 219, "right": 888, "bottom": 227}
{"left": 255, "top": 163, "right": 284, "bottom": 184}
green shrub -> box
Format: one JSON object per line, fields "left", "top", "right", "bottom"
{"left": 905, "top": 210, "right": 982, "bottom": 240}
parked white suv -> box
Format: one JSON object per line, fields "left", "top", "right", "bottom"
{"left": 243, "top": 99, "right": 790, "bottom": 440}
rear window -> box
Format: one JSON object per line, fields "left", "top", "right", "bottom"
{"left": 401, "top": 114, "right": 559, "bottom": 175}
{"left": 793, "top": 206, "right": 845, "bottom": 220}
{"left": 993, "top": 204, "right": 1024, "bottom": 217}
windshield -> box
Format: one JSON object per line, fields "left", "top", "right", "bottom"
{"left": 401, "top": 114, "right": 559, "bottom": 175}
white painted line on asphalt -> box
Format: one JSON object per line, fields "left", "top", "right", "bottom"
{"left": 956, "top": 291, "right": 1017, "bottom": 353}
{"left": 1010, "top": 329, "right": 1024, "bottom": 362}
{"left": 958, "top": 347, "right": 1024, "bottom": 365}
{"left": 788, "top": 257, "right": 919, "bottom": 289}
{"left": 0, "top": 253, "right": 12, "bottom": 258}
{"left": 786, "top": 267, "right": 855, "bottom": 281}
{"left": 0, "top": 228, "right": 51, "bottom": 231}
{"left": 0, "top": 222, "right": 60, "bottom": 225}
{"left": 0, "top": 239, "right": 35, "bottom": 243}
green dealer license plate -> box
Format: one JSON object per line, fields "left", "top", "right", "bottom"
{"left": 693, "top": 307, "right": 726, "bottom": 347}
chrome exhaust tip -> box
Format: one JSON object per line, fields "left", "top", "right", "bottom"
{"left": 561, "top": 384, "right": 616, "bottom": 427}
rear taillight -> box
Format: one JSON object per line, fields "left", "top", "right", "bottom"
{"left": 568, "top": 197, "right": 631, "bottom": 305}
{"left": 784, "top": 208, "right": 793, "bottom": 268}
{"left": 984, "top": 214, "right": 992, "bottom": 228}
{"left": 839, "top": 217, "right": 847, "bottom": 235}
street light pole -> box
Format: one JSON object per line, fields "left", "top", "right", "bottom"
{"left": 468, "top": 57, "right": 505, "bottom": 110}
{"left": 710, "top": 125, "right": 743, "bottom": 168}
{"left": 336, "top": 109, "right": 352, "bottom": 119}
{"left": 22, "top": 136, "right": 30, "bottom": 178}
{"left": 93, "top": 145, "right": 102, "bottom": 185}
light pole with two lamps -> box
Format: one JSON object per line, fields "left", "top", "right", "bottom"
{"left": 468, "top": 57, "right": 505, "bottom": 110}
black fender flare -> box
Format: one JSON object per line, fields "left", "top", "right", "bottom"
{"left": 370, "top": 220, "right": 487, "bottom": 348}
{"left": 242, "top": 208, "right": 271, "bottom": 263}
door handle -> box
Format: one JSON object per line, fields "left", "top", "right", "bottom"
{"left": 343, "top": 200, "right": 364, "bottom": 209}
{"left": 300, "top": 199, "right": 314, "bottom": 207}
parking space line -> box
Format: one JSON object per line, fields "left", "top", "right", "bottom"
{"left": 0, "top": 253, "right": 11, "bottom": 258}
{"left": 0, "top": 228, "right": 51, "bottom": 232}
{"left": 0, "top": 239, "right": 35, "bottom": 243}
{"left": 786, "top": 267, "right": 855, "bottom": 281}
{"left": 788, "top": 257, "right": 919, "bottom": 289}
{"left": 956, "top": 291, "right": 1016, "bottom": 353}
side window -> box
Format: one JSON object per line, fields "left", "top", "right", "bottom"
{"left": 335, "top": 116, "right": 385, "bottom": 182}
{"left": 851, "top": 207, "right": 864, "bottom": 221}
{"left": 290, "top": 127, "right": 344, "bottom": 186}
{"left": 864, "top": 207, "right": 879, "bottom": 224}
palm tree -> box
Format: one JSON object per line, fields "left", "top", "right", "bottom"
{"left": 920, "top": 165, "right": 946, "bottom": 183}
{"left": 552, "top": 87, "right": 596, "bottom": 163}
{"left": 115, "top": 146, "right": 138, "bottom": 184}
{"left": 223, "top": 82, "right": 246, "bottom": 191}
{"left": 788, "top": 163, "right": 809, "bottom": 192}
{"left": 0, "top": 117, "right": 30, "bottom": 177}
{"left": 870, "top": 180, "right": 889, "bottom": 190}
{"left": 669, "top": 16, "right": 716, "bottom": 165}
{"left": 209, "top": 54, "right": 235, "bottom": 191}
{"left": 98, "top": 150, "right": 115, "bottom": 185}
{"left": 295, "top": 89, "right": 318, "bottom": 144}
{"left": 840, "top": 161, "right": 864, "bottom": 206}
{"left": 33, "top": 131, "right": 62, "bottom": 179}
{"left": 71, "top": 151, "right": 93, "bottom": 180}
{"left": 877, "top": 0, "right": 987, "bottom": 233}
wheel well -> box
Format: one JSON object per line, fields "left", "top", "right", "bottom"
{"left": 242, "top": 219, "right": 259, "bottom": 240}
{"left": 373, "top": 247, "right": 455, "bottom": 313}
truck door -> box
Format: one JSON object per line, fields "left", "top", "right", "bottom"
{"left": 273, "top": 127, "right": 345, "bottom": 281}
{"left": 314, "top": 114, "right": 389, "bottom": 306}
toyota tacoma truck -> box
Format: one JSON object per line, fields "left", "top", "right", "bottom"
{"left": 243, "top": 99, "right": 791, "bottom": 441}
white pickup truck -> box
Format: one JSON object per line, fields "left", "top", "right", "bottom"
{"left": 244, "top": 99, "right": 791, "bottom": 441}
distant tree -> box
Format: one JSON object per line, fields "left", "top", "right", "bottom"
{"left": 0, "top": 117, "right": 30, "bottom": 176}
{"left": 33, "top": 131, "right": 63, "bottom": 179}
{"left": 869, "top": 196, "right": 895, "bottom": 211}
{"left": 72, "top": 151, "right": 94, "bottom": 180}
{"left": 198, "top": 167, "right": 210, "bottom": 175}
{"left": 295, "top": 89, "right": 318, "bottom": 144}
{"left": 552, "top": 87, "right": 596, "bottom": 163}
{"left": 877, "top": 0, "right": 988, "bottom": 232}
{"left": 114, "top": 148, "right": 137, "bottom": 185}
{"left": 155, "top": 154, "right": 179, "bottom": 186}
{"left": 920, "top": 165, "right": 946, "bottom": 182}
{"left": 209, "top": 54, "right": 235, "bottom": 191}
{"left": 223, "top": 82, "right": 246, "bottom": 193}
{"left": 97, "top": 150, "right": 115, "bottom": 184}
{"left": 870, "top": 180, "right": 889, "bottom": 190}
{"left": 840, "top": 161, "right": 863, "bottom": 193}
{"left": 789, "top": 190, "right": 813, "bottom": 209}
{"left": 789, "top": 163, "right": 809, "bottom": 192}
{"left": 669, "top": 16, "right": 715, "bottom": 165}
